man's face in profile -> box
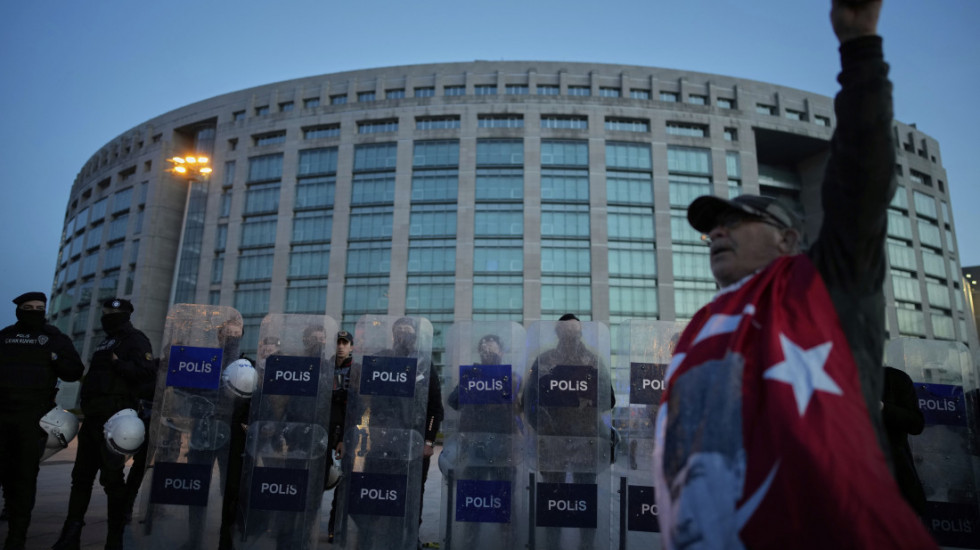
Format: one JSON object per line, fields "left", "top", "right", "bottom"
{"left": 669, "top": 452, "right": 745, "bottom": 550}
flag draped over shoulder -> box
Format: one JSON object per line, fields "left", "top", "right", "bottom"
{"left": 652, "top": 255, "right": 936, "bottom": 549}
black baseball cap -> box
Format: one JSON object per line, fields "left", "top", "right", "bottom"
{"left": 102, "top": 298, "right": 134, "bottom": 312}
{"left": 337, "top": 330, "right": 353, "bottom": 344}
{"left": 687, "top": 194, "right": 803, "bottom": 235}
{"left": 13, "top": 292, "right": 46, "bottom": 306}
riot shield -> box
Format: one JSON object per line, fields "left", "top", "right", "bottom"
{"left": 439, "top": 321, "right": 527, "bottom": 550}
{"left": 522, "top": 319, "right": 613, "bottom": 550}
{"left": 334, "top": 315, "right": 434, "bottom": 550}
{"left": 885, "top": 338, "right": 980, "bottom": 548}
{"left": 237, "top": 313, "right": 337, "bottom": 550}
{"left": 132, "top": 304, "right": 243, "bottom": 550}
{"left": 612, "top": 320, "right": 685, "bottom": 550}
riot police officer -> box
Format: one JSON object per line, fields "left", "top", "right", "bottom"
{"left": 52, "top": 298, "right": 154, "bottom": 550}
{"left": 0, "top": 292, "right": 84, "bottom": 550}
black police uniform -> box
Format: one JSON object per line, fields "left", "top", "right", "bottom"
{"left": 54, "top": 300, "right": 154, "bottom": 550}
{"left": 0, "top": 294, "right": 83, "bottom": 550}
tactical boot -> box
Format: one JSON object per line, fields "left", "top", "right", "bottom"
{"left": 51, "top": 520, "right": 84, "bottom": 550}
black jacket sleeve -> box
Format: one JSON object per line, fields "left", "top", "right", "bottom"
{"left": 424, "top": 363, "right": 444, "bottom": 442}
{"left": 47, "top": 328, "right": 84, "bottom": 382}
{"left": 114, "top": 329, "right": 155, "bottom": 386}
{"left": 882, "top": 368, "right": 925, "bottom": 436}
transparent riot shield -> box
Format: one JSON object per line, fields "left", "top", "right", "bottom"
{"left": 439, "top": 321, "right": 527, "bottom": 550}
{"left": 886, "top": 338, "right": 980, "bottom": 548}
{"left": 522, "top": 319, "right": 613, "bottom": 550}
{"left": 333, "top": 315, "right": 434, "bottom": 550}
{"left": 238, "top": 314, "right": 338, "bottom": 549}
{"left": 611, "top": 320, "right": 685, "bottom": 550}
{"left": 132, "top": 304, "right": 243, "bottom": 550}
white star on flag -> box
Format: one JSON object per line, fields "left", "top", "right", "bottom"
{"left": 763, "top": 333, "right": 842, "bottom": 416}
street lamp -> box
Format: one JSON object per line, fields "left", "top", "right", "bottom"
{"left": 168, "top": 153, "right": 213, "bottom": 306}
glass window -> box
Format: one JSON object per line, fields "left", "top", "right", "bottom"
{"left": 413, "top": 140, "right": 459, "bottom": 167}
{"left": 606, "top": 142, "right": 652, "bottom": 170}
{"left": 891, "top": 185, "right": 909, "bottom": 210}
{"left": 358, "top": 119, "right": 398, "bottom": 134}
{"left": 669, "top": 174, "right": 712, "bottom": 209}
{"left": 541, "top": 168, "right": 589, "bottom": 201}
{"left": 610, "top": 278, "right": 658, "bottom": 317}
{"left": 346, "top": 242, "right": 391, "bottom": 275}
{"left": 542, "top": 240, "right": 590, "bottom": 274}
{"left": 107, "top": 214, "right": 129, "bottom": 242}
{"left": 303, "top": 98, "right": 320, "bottom": 109}
{"left": 717, "top": 98, "right": 735, "bottom": 109}
{"left": 475, "top": 85, "right": 497, "bottom": 95}
{"left": 233, "top": 110, "right": 246, "bottom": 121}
{"left": 506, "top": 84, "right": 529, "bottom": 95}
{"left": 670, "top": 212, "right": 704, "bottom": 244}
{"left": 891, "top": 271, "right": 921, "bottom": 302}
{"left": 599, "top": 87, "right": 621, "bottom": 98}
{"left": 541, "top": 115, "right": 588, "bottom": 130}
{"left": 247, "top": 154, "right": 283, "bottom": 182}
{"left": 724, "top": 128, "right": 738, "bottom": 141}
{"left": 351, "top": 173, "right": 396, "bottom": 204}
{"left": 605, "top": 118, "right": 649, "bottom": 132}
{"left": 416, "top": 116, "right": 461, "bottom": 130}
{"left": 688, "top": 94, "right": 707, "bottom": 105}
{"left": 756, "top": 104, "right": 777, "bottom": 115}
{"left": 673, "top": 244, "right": 712, "bottom": 281}
{"left": 349, "top": 206, "right": 393, "bottom": 239}
{"left": 785, "top": 109, "right": 807, "bottom": 121}
{"left": 630, "top": 89, "right": 651, "bottom": 100}
{"left": 330, "top": 94, "right": 347, "bottom": 105}
{"left": 112, "top": 188, "right": 133, "bottom": 214}
{"left": 668, "top": 146, "right": 711, "bottom": 174}
{"left": 478, "top": 115, "right": 524, "bottom": 128}
{"left": 666, "top": 123, "right": 708, "bottom": 137}
{"left": 288, "top": 244, "right": 329, "bottom": 278}
{"left": 926, "top": 279, "right": 951, "bottom": 309}
{"left": 85, "top": 224, "right": 103, "bottom": 249}
{"left": 541, "top": 203, "right": 589, "bottom": 237}
{"left": 220, "top": 188, "right": 232, "bottom": 218}
{"left": 476, "top": 168, "right": 523, "bottom": 200}
{"left": 815, "top": 115, "right": 831, "bottom": 127}
{"left": 607, "top": 171, "right": 653, "bottom": 205}
{"left": 104, "top": 242, "right": 124, "bottom": 270}
{"left": 90, "top": 198, "right": 107, "bottom": 223}
{"left": 918, "top": 220, "right": 942, "bottom": 250}
{"left": 887, "top": 239, "right": 917, "bottom": 272}
{"left": 475, "top": 204, "right": 523, "bottom": 236}
{"left": 243, "top": 182, "right": 280, "bottom": 215}
{"left": 236, "top": 248, "right": 274, "bottom": 281}
{"left": 922, "top": 249, "right": 947, "bottom": 278}
{"left": 474, "top": 240, "right": 523, "bottom": 273}
{"left": 410, "top": 204, "right": 457, "bottom": 237}
{"left": 477, "top": 139, "right": 523, "bottom": 166}
{"left": 932, "top": 314, "right": 955, "bottom": 340}
{"left": 660, "top": 91, "right": 679, "bottom": 102}
{"left": 304, "top": 125, "right": 340, "bottom": 139}
{"left": 234, "top": 284, "right": 270, "bottom": 316}
{"left": 279, "top": 101, "right": 294, "bottom": 112}
{"left": 913, "top": 191, "right": 937, "bottom": 219}
{"left": 343, "top": 276, "right": 390, "bottom": 315}
{"left": 541, "top": 276, "right": 591, "bottom": 315}
{"left": 255, "top": 105, "right": 269, "bottom": 116}
{"left": 412, "top": 169, "right": 458, "bottom": 201}
{"left": 286, "top": 279, "right": 327, "bottom": 314}
{"left": 675, "top": 280, "right": 716, "bottom": 319}
{"left": 215, "top": 224, "right": 227, "bottom": 251}
{"left": 473, "top": 275, "right": 523, "bottom": 311}
{"left": 406, "top": 275, "right": 455, "bottom": 310}
{"left": 608, "top": 242, "right": 656, "bottom": 277}
{"left": 240, "top": 215, "right": 277, "bottom": 247}
{"left": 608, "top": 205, "right": 654, "bottom": 240}
{"left": 292, "top": 210, "right": 332, "bottom": 243}
{"left": 386, "top": 89, "right": 405, "bottom": 99}
{"left": 537, "top": 85, "right": 560, "bottom": 96}
{"left": 298, "top": 148, "right": 338, "bottom": 176}
{"left": 408, "top": 239, "right": 456, "bottom": 273}
{"left": 567, "top": 86, "right": 591, "bottom": 96}
{"left": 295, "top": 175, "right": 336, "bottom": 210}
{"left": 354, "top": 143, "right": 398, "bottom": 171}
{"left": 444, "top": 85, "right": 465, "bottom": 96}
{"left": 358, "top": 91, "right": 376, "bottom": 102}
{"left": 414, "top": 87, "right": 435, "bottom": 97}
{"left": 541, "top": 140, "right": 588, "bottom": 166}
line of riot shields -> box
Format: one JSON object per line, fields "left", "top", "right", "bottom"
{"left": 125, "top": 306, "right": 980, "bottom": 549}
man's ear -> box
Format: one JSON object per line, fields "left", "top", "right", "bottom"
{"left": 778, "top": 229, "right": 801, "bottom": 254}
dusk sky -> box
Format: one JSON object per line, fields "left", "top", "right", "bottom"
{"left": 1, "top": 0, "right": 977, "bottom": 330}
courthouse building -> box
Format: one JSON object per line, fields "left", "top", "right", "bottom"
{"left": 49, "top": 61, "right": 974, "bottom": 365}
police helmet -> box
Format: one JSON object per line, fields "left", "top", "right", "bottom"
{"left": 325, "top": 451, "right": 343, "bottom": 490}
{"left": 39, "top": 407, "right": 79, "bottom": 462}
{"left": 437, "top": 436, "right": 458, "bottom": 477}
{"left": 222, "top": 358, "right": 258, "bottom": 398}
{"left": 104, "top": 408, "right": 145, "bottom": 456}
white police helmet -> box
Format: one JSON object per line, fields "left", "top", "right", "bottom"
{"left": 325, "top": 451, "right": 343, "bottom": 490}
{"left": 103, "top": 408, "right": 145, "bottom": 456}
{"left": 39, "top": 407, "right": 80, "bottom": 462}
{"left": 222, "top": 358, "right": 258, "bottom": 399}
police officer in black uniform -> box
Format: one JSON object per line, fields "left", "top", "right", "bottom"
{"left": 52, "top": 298, "right": 154, "bottom": 550}
{"left": 0, "top": 292, "right": 84, "bottom": 550}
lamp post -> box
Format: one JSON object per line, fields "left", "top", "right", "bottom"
{"left": 167, "top": 154, "right": 212, "bottom": 306}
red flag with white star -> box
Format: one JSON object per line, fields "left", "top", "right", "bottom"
{"left": 653, "top": 255, "right": 936, "bottom": 549}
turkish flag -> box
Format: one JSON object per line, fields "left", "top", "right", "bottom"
{"left": 653, "top": 255, "right": 936, "bottom": 549}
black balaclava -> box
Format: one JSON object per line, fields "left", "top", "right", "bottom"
{"left": 15, "top": 308, "right": 46, "bottom": 331}
{"left": 101, "top": 312, "right": 131, "bottom": 334}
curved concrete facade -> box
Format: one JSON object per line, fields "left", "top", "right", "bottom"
{"left": 51, "top": 61, "right": 973, "bottom": 363}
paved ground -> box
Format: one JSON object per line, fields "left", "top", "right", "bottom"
{"left": 0, "top": 440, "right": 445, "bottom": 549}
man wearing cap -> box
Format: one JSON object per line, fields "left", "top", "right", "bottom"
{"left": 0, "top": 292, "right": 83, "bottom": 550}
{"left": 325, "top": 329, "right": 353, "bottom": 541}
{"left": 52, "top": 298, "right": 154, "bottom": 550}
{"left": 653, "top": 2, "right": 937, "bottom": 548}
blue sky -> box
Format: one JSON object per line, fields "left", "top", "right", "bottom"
{"left": 0, "top": 0, "right": 977, "bottom": 329}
